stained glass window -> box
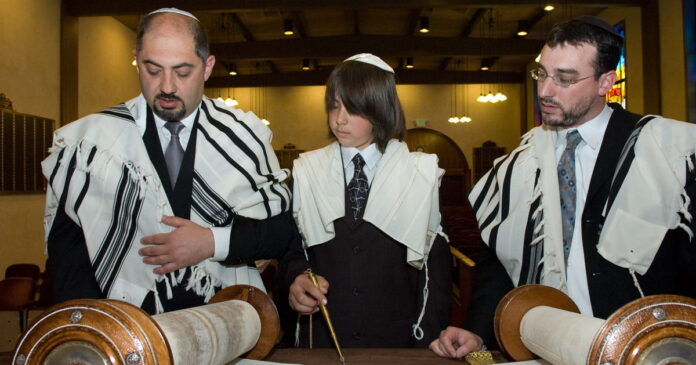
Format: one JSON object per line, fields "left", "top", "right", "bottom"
{"left": 606, "top": 22, "right": 626, "bottom": 108}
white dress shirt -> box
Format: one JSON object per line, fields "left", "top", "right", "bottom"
{"left": 554, "top": 104, "right": 613, "bottom": 316}
{"left": 341, "top": 143, "right": 383, "bottom": 186}
{"left": 134, "top": 107, "right": 231, "bottom": 261}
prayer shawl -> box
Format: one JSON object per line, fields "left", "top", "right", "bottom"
{"left": 292, "top": 140, "right": 445, "bottom": 269}
{"left": 469, "top": 115, "right": 696, "bottom": 293}
{"left": 43, "top": 94, "right": 290, "bottom": 311}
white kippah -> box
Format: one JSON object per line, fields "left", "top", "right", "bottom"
{"left": 344, "top": 53, "right": 394, "bottom": 73}
{"left": 148, "top": 7, "right": 199, "bottom": 22}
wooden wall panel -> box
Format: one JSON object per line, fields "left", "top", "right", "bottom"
{"left": 0, "top": 111, "right": 55, "bottom": 194}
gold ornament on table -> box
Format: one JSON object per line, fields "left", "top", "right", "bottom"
{"left": 464, "top": 350, "right": 495, "bottom": 365}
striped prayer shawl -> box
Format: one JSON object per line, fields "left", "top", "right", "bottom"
{"left": 469, "top": 114, "right": 696, "bottom": 293}
{"left": 43, "top": 95, "right": 290, "bottom": 311}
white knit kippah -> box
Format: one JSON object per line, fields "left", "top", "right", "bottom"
{"left": 344, "top": 53, "right": 394, "bottom": 73}
{"left": 148, "top": 7, "right": 199, "bottom": 22}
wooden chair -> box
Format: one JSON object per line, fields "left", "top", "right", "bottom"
{"left": 5, "top": 263, "right": 41, "bottom": 281}
{"left": 449, "top": 246, "right": 475, "bottom": 327}
{"left": 0, "top": 277, "right": 35, "bottom": 351}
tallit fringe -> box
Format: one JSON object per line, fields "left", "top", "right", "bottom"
{"left": 537, "top": 253, "right": 564, "bottom": 288}
{"left": 411, "top": 258, "right": 429, "bottom": 340}
{"left": 530, "top": 233, "right": 546, "bottom": 246}
{"left": 164, "top": 274, "right": 174, "bottom": 299}
{"left": 294, "top": 313, "right": 301, "bottom": 347}
{"left": 629, "top": 269, "right": 646, "bottom": 298}
{"left": 679, "top": 188, "right": 694, "bottom": 240}
{"left": 687, "top": 154, "right": 695, "bottom": 172}
{"left": 409, "top": 226, "right": 448, "bottom": 340}
{"left": 153, "top": 283, "right": 165, "bottom": 314}
{"left": 187, "top": 265, "right": 222, "bottom": 302}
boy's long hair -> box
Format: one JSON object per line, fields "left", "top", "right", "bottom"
{"left": 325, "top": 60, "right": 406, "bottom": 152}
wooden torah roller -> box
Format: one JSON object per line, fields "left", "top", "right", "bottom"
{"left": 12, "top": 284, "right": 280, "bottom": 365}
{"left": 494, "top": 284, "right": 696, "bottom": 365}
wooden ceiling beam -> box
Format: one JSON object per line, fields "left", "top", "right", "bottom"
{"left": 210, "top": 35, "right": 544, "bottom": 60}
{"left": 228, "top": 13, "right": 255, "bottom": 41}
{"left": 206, "top": 69, "right": 524, "bottom": 87}
{"left": 64, "top": 0, "right": 649, "bottom": 16}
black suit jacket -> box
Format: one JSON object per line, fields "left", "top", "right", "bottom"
{"left": 465, "top": 104, "right": 696, "bottom": 346}
{"left": 48, "top": 108, "right": 298, "bottom": 312}
{"left": 276, "top": 185, "right": 452, "bottom": 348}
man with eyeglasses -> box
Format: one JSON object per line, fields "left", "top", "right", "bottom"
{"left": 431, "top": 16, "right": 696, "bottom": 359}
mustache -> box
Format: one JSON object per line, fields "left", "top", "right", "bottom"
{"left": 156, "top": 92, "right": 182, "bottom": 101}
{"left": 539, "top": 97, "right": 561, "bottom": 107}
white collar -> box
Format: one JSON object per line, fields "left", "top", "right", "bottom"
{"left": 341, "top": 143, "right": 382, "bottom": 171}
{"left": 153, "top": 107, "right": 198, "bottom": 133}
{"left": 556, "top": 104, "right": 613, "bottom": 151}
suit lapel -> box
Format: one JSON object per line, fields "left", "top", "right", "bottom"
{"left": 142, "top": 107, "right": 198, "bottom": 218}
{"left": 585, "top": 104, "right": 640, "bottom": 207}
{"left": 172, "top": 116, "right": 197, "bottom": 219}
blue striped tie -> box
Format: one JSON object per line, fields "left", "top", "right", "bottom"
{"left": 558, "top": 130, "right": 583, "bottom": 262}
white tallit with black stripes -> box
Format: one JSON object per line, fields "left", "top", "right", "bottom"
{"left": 42, "top": 94, "right": 290, "bottom": 311}
{"left": 469, "top": 115, "right": 696, "bottom": 293}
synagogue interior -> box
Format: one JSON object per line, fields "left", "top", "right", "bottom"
{"left": 1, "top": 0, "right": 695, "bottom": 363}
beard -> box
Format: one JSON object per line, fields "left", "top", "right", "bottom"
{"left": 539, "top": 95, "right": 594, "bottom": 127}
{"left": 153, "top": 92, "right": 187, "bottom": 122}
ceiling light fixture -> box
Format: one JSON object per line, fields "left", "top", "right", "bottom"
{"left": 302, "top": 59, "right": 311, "bottom": 70}
{"left": 406, "top": 57, "right": 414, "bottom": 69}
{"left": 418, "top": 17, "right": 430, "bottom": 33}
{"left": 227, "top": 63, "right": 238, "bottom": 76}
{"left": 283, "top": 18, "right": 294, "bottom": 36}
{"left": 517, "top": 20, "right": 529, "bottom": 37}
{"left": 544, "top": 5, "right": 555, "bottom": 12}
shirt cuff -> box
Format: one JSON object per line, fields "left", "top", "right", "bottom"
{"left": 210, "top": 226, "right": 232, "bottom": 261}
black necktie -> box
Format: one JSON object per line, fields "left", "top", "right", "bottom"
{"left": 164, "top": 122, "right": 185, "bottom": 187}
{"left": 348, "top": 154, "right": 369, "bottom": 219}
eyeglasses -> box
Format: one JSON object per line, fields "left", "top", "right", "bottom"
{"left": 529, "top": 68, "right": 594, "bottom": 88}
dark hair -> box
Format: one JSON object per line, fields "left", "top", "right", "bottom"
{"left": 325, "top": 60, "right": 406, "bottom": 152}
{"left": 545, "top": 19, "right": 623, "bottom": 77}
{"left": 135, "top": 11, "right": 210, "bottom": 63}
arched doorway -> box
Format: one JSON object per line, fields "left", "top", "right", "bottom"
{"left": 404, "top": 128, "right": 471, "bottom": 205}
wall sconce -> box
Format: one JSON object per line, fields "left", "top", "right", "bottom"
{"left": 544, "top": 5, "right": 555, "bottom": 11}
{"left": 517, "top": 20, "right": 529, "bottom": 37}
{"left": 419, "top": 17, "right": 430, "bottom": 33}
{"left": 480, "top": 58, "right": 494, "bottom": 71}
{"left": 406, "top": 57, "right": 414, "bottom": 69}
{"left": 302, "top": 59, "right": 310, "bottom": 70}
{"left": 283, "top": 18, "right": 294, "bottom": 36}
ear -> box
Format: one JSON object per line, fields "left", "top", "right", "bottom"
{"left": 203, "top": 55, "right": 216, "bottom": 81}
{"left": 597, "top": 69, "right": 616, "bottom": 96}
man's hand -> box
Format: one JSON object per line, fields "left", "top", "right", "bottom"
{"left": 429, "top": 326, "right": 484, "bottom": 359}
{"left": 139, "top": 216, "right": 215, "bottom": 275}
{"left": 289, "top": 273, "right": 329, "bottom": 315}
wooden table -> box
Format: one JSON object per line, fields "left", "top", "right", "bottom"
{"left": 266, "top": 348, "right": 508, "bottom": 364}
{"left": 2, "top": 349, "right": 507, "bottom": 364}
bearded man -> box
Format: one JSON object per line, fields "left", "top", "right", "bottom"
{"left": 431, "top": 16, "right": 696, "bottom": 359}
{"left": 43, "top": 8, "right": 297, "bottom": 314}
